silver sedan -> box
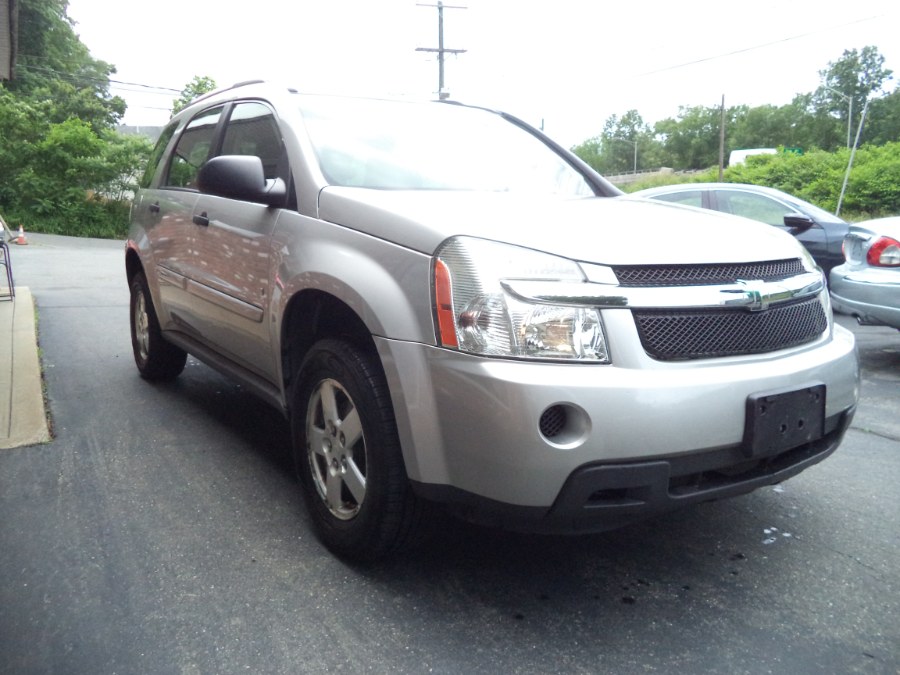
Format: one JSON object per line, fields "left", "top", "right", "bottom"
{"left": 830, "top": 217, "right": 900, "bottom": 330}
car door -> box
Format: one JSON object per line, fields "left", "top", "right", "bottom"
{"left": 711, "top": 189, "right": 828, "bottom": 266}
{"left": 186, "top": 101, "right": 289, "bottom": 382}
{"left": 135, "top": 106, "right": 224, "bottom": 333}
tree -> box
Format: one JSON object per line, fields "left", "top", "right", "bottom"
{"left": 814, "top": 46, "right": 894, "bottom": 149}
{"left": 653, "top": 105, "right": 723, "bottom": 170}
{"left": 172, "top": 76, "right": 217, "bottom": 115}
{"left": 9, "top": 0, "right": 126, "bottom": 130}
{"left": 0, "top": 0, "right": 151, "bottom": 237}
{"left": 572, "top": 47, "right": 898, "bottom": 173}
{"left": 865, "top": 88, "right": 900, "bottom": 146}
{"left": 570, "top": 136, "right": 604, "bottom": 173}
{"left": 571, "top": 110, "right": 654, "bottom": 175}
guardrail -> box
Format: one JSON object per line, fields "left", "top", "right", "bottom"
{"left": 604, "top": 168, "right": 706, "bottom": 185}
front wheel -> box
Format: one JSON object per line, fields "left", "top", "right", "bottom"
{"left": 291, "top": 339, "right": 423, "bottom": 561}
{"left": 129, "top": 271, "right": 187, "bottom": 381}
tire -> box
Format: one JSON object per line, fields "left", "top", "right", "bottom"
{"left": 291, "top": 339, "right": 423, "bottom": 562}
{"left": 129, "top": 270, "right": 187, "bottom": 381}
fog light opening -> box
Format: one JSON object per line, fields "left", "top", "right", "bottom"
{"left": 538, "top": 403, "right": 591, "bottom": 449}
{"left": 539, "top": 405, "right": 567, "bottom": 438}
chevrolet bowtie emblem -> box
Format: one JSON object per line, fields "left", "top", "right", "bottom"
{"left": 735, "top": 279, "right": 771, "bottom": 312}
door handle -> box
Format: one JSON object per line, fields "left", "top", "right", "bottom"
{"left": 193, "top": 212, "right": 210, "bottom": 227}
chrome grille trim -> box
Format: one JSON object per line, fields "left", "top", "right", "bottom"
{"left": 501, "top": 271, "right": 824, "bottom": 311}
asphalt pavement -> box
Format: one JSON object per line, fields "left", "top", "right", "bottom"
{"left": 1, "top": 233, "right": 899, "bottom": 674}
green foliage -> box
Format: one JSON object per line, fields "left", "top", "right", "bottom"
{"left": 836, "top": 144, "right": 900, "bottom": 217}
{"left": 653, "top": 105, "right": 725, "bottom": 170}
{"left": 622, "top": 143, "right": 900, "bottom": 221}
{"left": 172, "top": 76, "right": 218, "bottom": 115}
{"left": 571, "top": 136, "right": 604, "bottom": 173}
{"left": 865, "top": 89, "right": 900, "bottom": 145}
{"left": 578, "top": 45, "right": 898, "bottom": 216}
{"left": 571, "top": 110, "right": 651, "bottom": 175}
{"left": 0, "top": 0, "right": 147, "bottom": 238}
{"left": 10, "top": 0, "right": 126, "bottom": 129}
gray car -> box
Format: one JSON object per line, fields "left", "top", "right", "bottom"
{"left": 830, "top": 217, "right": 900, "bottom": 330}
{"left": 126, "top": 82, "right": 859, "bottom": 561}
{"left": 629, "top": 183, "right": 850, "bottom": 278}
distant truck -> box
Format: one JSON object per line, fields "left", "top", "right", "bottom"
{"left": 729, "top": 148, "right": 778, "bottom": 166}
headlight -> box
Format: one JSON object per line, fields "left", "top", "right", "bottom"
{"left": 433, "top": 237, "right": 609, "bottom": 362}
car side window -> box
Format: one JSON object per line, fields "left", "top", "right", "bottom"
{"left": 653, "top": 190, "right": 703, "bottom": 207}
{"left": 164, "top": 106, "right": 224, "bottom": 189}
{"left": 220, "top": 102, "right": 285, "bottom": 182}
{"left": 717, "top": 191, "right": 788, "bottom": 226}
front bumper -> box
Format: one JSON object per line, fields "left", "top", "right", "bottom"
{"left": 414, "top": 405, "right": 853, "bottom": 534}
{"left": 376, "top": 318, "right": 859, "bottom": 527}
{"left": 830, "top": 263, "right": 900, "bottom": 329}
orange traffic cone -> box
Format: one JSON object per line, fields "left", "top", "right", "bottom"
{"left": 15, "top": 225, "right": 27, "bottom": 245}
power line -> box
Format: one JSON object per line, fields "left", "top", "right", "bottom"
{"left": 109, "top": 79, "right": 180, "bottom": 94}
{"left": 638, "top": 14, "right": 888, "bottom": 77}
{"left": 14, "top": 59, "right": 183, "bottom": 95}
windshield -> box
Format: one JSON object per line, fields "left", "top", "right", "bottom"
{"left": 298, "top": 96, "right": 596, "bottom": 196}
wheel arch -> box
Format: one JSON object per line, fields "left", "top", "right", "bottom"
{"left": 125, "top": 244, "right": 144, "bottom": 286}
{"left": 281, "top": 289, "right": 379, "bottom": 397}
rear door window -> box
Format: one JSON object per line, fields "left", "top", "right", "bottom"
{"left": 652, "top": 190, "right": 704, "bottom": 207}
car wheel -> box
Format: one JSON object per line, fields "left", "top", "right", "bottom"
{"left": 291, "top": 339, "right": 423, "bottom": 561}
{"left": 129, "top": 270, "right": 187, "bottom": 381}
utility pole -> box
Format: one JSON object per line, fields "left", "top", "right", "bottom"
{"left": 836, "top": 98, "right": 870, "bottom": 217}
{"left": 416, "top": 2, "right": 467, "bottom": 99}
{"left": 718, "top": 94, "right": 725, "bottom": 181}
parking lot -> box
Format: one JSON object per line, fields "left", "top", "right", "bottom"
{"left": 1, "top": 234, "right": 898, "bottom": 674}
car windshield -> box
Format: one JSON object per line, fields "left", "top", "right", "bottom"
{"left": 297, "top": 96, "right": 595, "bottom": 196}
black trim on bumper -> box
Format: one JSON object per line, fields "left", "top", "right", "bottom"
{"left": 411, "top": 406, "right": 855, "bottom": 535}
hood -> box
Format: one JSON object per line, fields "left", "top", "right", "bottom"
{"left": 317, "top": 188, "right": 808, "bottom": 267}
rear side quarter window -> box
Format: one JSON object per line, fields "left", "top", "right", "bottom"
{"left": 139, "top": 121, "right": 179, "bottom": 189}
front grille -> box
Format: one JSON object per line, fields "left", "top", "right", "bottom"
{"left": 634, "top": 296, "right": 827, "bottom": 360}
{"left": 613, "top": 259, "right": 806, "bottom": 287}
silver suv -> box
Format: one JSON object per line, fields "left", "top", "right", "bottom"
{"left": 126, "top": 82, "right": 859, "bottom": 561}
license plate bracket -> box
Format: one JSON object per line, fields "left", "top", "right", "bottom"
{"left": 743, "top": 384, "right": 826, "bottom": 458}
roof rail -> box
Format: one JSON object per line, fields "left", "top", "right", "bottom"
{"left": 190, "top": 79, "right": 267, "bottom": 106}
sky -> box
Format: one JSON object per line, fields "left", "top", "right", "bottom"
{"left": 66, "top": 0, "right": 899, "bottom": 148}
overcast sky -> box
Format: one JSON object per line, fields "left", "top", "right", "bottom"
{"left": 66, "top": 0, "right": 898, "bottom": 147}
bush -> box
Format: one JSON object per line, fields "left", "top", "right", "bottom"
{"left": 1, "top": 121, "right": 149, "bottom": 239}
{"left": 621, "top": 143, "right": 900, "bottom": 221}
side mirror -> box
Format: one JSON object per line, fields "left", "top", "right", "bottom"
{"left": 783, "top": 212, "right": 814, "bottom": 233}
{"left": 197, "top": 155, "right": 287, "bottom": 207}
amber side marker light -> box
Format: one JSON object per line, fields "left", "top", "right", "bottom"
{"left": 434, "top": 259, "right": 459, "bottom": 347}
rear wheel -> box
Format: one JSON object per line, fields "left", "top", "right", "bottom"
{"left": 129, "top": 271, "right": 187, "bottom": 381}
{"left": 291, "top": 339, "right": 423, "bottom": 561}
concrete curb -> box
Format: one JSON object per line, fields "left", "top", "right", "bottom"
{"left": 1, "top": 287, "right": 52, "bottom": 449}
